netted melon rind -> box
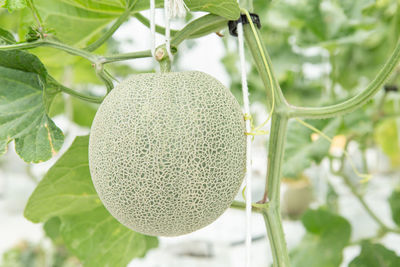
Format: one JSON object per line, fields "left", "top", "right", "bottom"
{"left": 89, "top": 71, "right": 246, "bottom": 236}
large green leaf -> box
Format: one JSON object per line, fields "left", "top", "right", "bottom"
{"left": 374, "top": 119, "right": 400, "bottom": 166}
{"left": 0, "top": 139, "right": 6, "bottom": 155}
{"left": 349, "top": 242, "right": 400, "bottom": 267}
{"left": 25, "top": 135, "right": 157, "bottom": 265}
{"left": 61, "top": 206, "right": 158, "bottom": 267}
{"left": 19, "top": 0, "right": 239, "bottom": 47}
{"left": 0, "top": 50, "right": 64, "bottom": 162}
{"left": 185, "top": 0, "right": 240, "bottom": 20}
{"left": 389, "top": 188, "right": 400, "bottom": 227}
{"left": 19, "top": 0, "right": 122, "bottom": 46}
{"left": 0, "top": 0, "right": 27, "bottom": 12}
{"left": 283, "top": 118, "right": 341, "bottom": 178}
{"left": 71, "top": 98, "right": 98, "bottom": 127}
{"left": 0, "top": 27, "right": 16, "bottom": 44}
{"left": 24, "top": 135, "right": 101, "bottom": 222}
{"left": 43, "top": 217, "right": 62, "bottom": 242}
{"left": 62, "top": 0, "right": 126, "bottom": 12}
{"left": 291, "top": 209, "right": 351, "bottom": 267}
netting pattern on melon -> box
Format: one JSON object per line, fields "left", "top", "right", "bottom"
{"left": 89, "top": 71, "right": 246, "bottom": 236}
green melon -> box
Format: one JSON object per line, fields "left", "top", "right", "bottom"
{"left": 89, "top": 71, "right": 246, "bottom": 236}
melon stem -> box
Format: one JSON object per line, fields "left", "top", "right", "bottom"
{"left": 155, "top": 46, "right": 172, "bottom": 72}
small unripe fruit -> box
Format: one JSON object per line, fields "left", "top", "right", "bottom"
{"left": 89, "top": 71, "right": 246, "bottom": 236}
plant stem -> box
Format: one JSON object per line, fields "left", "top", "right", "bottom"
{"left": 85, "top": 0, "right": 138, "bottom": 52}
{"left": 0, "top": 15, "right": 228, "bottom": 66}
{"left": 260, "top": 114, "right": 290, "bottom": 267}
{"left": 333, "top": 145, "right": 400, "bottom": 234}
{"left": 263, "top": 208, "right": 290, "bottom": 267}
{"left": 54, "top": 82, "right": 104, "bottom": 103}
{"left": 103, "top": 50, "right": 152, "bottom": 63}
{"left": 95, "top": 65, "right": 114, "bottom": 93}
{"left": 26, "top": 0, "right": 43, "bottom": 33}
{"left": 340, "top": 172, "right": 400, "bottom": 234}
{"left": 289, "top": 38, "right": 400, "bottom": 119}
{"left": 340, "top": 172, "right": 392, "bottom": 230}
{"left": 230, "top": 200, "right": 266, "bottom": 213}
{"left": 243, "top": 24, "right": 288, "bottom": 110}
{"left": 264, "top": 115, "right": 288, "bottom": 203}
{"left": 241, "top": 11, "right": 291, "bottom": 266}
{"left": 0, "top": 40, "right": 98, "bottom": 62}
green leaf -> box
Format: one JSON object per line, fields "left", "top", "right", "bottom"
{"left": 25, "top": 136, "right": 158, "bottom": 265}
{"left": 0, "top": 139, "right": 6, "bottom": 155}
{"left": 19, "top": 0, "right": 122, "bottom": 46}
{"left": 43, "top": 217, "right": 62, "bottom": 241}
{"left": 0, "top": 49, "right": 47, "bottom": 79}
{"left": 184, "top": 0, "right": 240, "bottom": 20}
{"left": 283, "top": 118, "right": 341, "bottom": 178}
{"left": 349, "top": 242, "right": 400, "bottom": 267}
{"left": 389, "top": 189, "right": 400, "bottom": 227}
{"left": 44, "top": 96, "right": 98, "bottom": 127}
{"left": 0, "top": 27, "right": 16, "bottom": 44}
{"left": 71, "top": 98, "right": 98, "bottom": 127}
{"left": 0, "top": 50, "right": 64, "bottom": 162}
{"left": 374, "top": 119, "right": 400, "bottom": 166}
{"left": 1, "top": 0, "right": 27, "bottom": 12}
{"left": 14, "top": 116, "right": 64, "bottom": 162}
{"left": 291, "top": 209, "right": 351, "bottom": 267}
{"left": 60, "top": 206, "right": 158, "bottom": 267}
{"left": 24, "top": 136, "right": 101, "bottom": 222}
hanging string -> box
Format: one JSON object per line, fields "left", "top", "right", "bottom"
{"left": 237, "top": 18, "right": 252, "bottom": 267}
{"left": 395, "top": 97, "right": 400, "bottom": 150}
{"left": 149, "top": 0, "right": 156, "bottom": 58}
{"left": 164, "top": 0, "right": 173, "bottom": 61}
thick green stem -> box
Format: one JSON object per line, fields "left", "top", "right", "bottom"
{"left": 264, "top": 114, "right": 289, "bottom": 204}
{"left": 58, "top": 86, "right": 104, "bottom": 103}
{"left": 96, "top": 65, "right": 114, "bottom": 93}
{"left": 230, "top": 200, "right": 264, "bottom": 213}
{"left": 0, "top": 40, "right": 98, "bottom": 62}
{"left": 103, "top": 50, "right": 152, "bottom": 63}
{"left": 262, "top": 115, "right": 290, "bottom": 267}
{"left": 154, "top": 45, "right": 176, "bottom": 72}
{"left": 263, "top": 208, "right": 290, "bottom": 267}
{"left": 85, "top": 1, "right": 138, "bottom": 52}
{"left": 50, "top": 78, "right": 104, "bottom": 103}
{"left": 289, "top": 38, "right": 400, "bottom": 119}
{"left": 241, "top": 12, "right": 291, "bottom": 266}
{"left": 243, "top": 24, "right": 288, "bottom": 111}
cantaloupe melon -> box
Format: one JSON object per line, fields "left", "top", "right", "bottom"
{"left": 89, "top": 71, "right": 246, "bottom": 236}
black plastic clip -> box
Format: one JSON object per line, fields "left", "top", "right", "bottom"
{"left": 228, "top": 13, "right": 261, "bottom": 37}
{"left": 384, "top": 84, "right": 398, "bottom": 93}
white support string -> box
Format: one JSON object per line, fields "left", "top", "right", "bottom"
{"left": 238, "top": 21, "right": 252, "bottom": 267}
{"left": 149, "top": 0, "right": 156, "bottom": 58}
{"left": 395, "top": 97, "right": 400, "bottom": 149}
{"left": 164, "top": 0, "right": 173, "bottom": 61}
